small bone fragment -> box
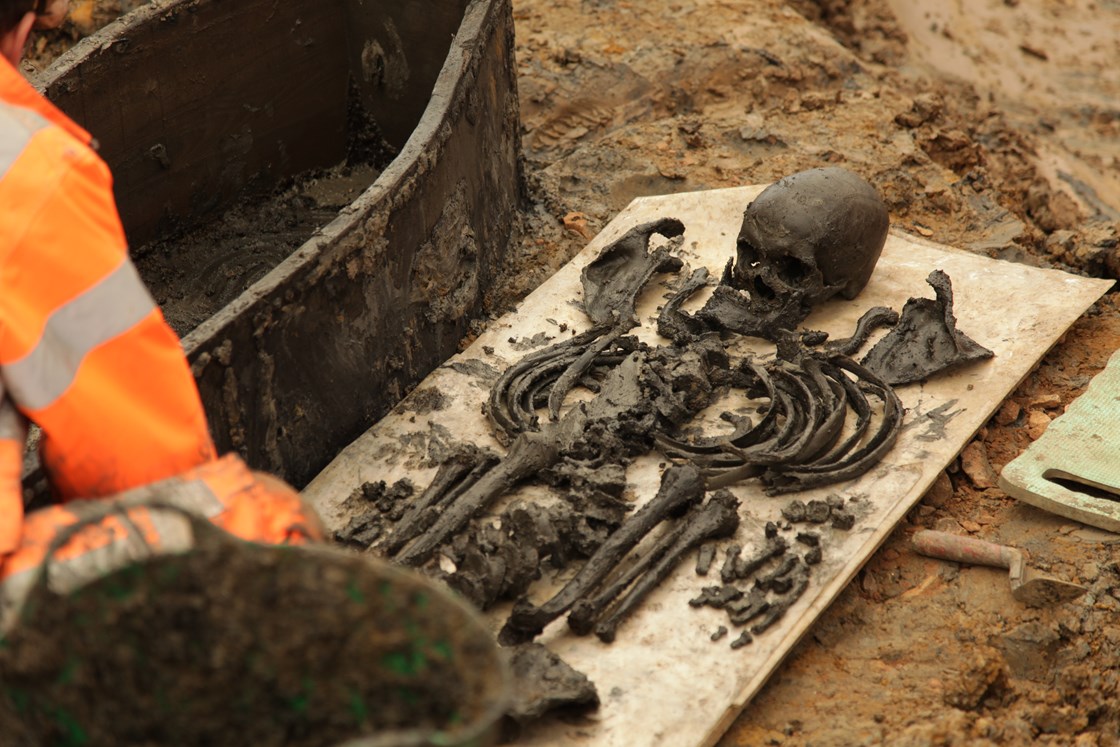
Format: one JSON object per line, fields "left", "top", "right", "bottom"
{"left": 831, "top": 510, "right": 856, "bottom": 530}
{"left": 822, "top": 306, "right": 899, "bottom": 357}
{"left": 782, "top": 500, "right": 807, "bottom": 522}
{"left": 795, "top": 531, "right": 820, "bottom": 547}
{"left": 755, "top": 555, "right": 799, "bottom": 591}
{"left": 688, "top": 585, "right": 743, "bottom": 609}
{"left": 711, "top": 626, "right": 729, "bottom": 642}
{"left": 720, "top": 544, "right": 743, "bottom": 583}
{"left": 695, "top": 543, "right": 716, "bottom": 576}
{"left": 805, "top": 500, "right": 831, "bottom": 523}
{"left": 750, "top": 570, "right": 811, "bottom": 635}
{"left": 730, "top": 631, "right": 753, "bottom": 649}
{"left": 734, "top": 537, "right": 788, "bottom": 579}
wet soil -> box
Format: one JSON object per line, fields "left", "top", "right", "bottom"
{"left": 133, "top": 162, "right": 380, "bottom": 336}
{"left": 22, "top": 0, "right": 1120, "bottom": 744}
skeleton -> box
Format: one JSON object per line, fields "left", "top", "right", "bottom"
{"left": 376, "top": 167, "right": 908, "bottom": 646}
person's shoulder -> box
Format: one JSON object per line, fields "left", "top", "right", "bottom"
{"left": 0, "top": 101, "right": 106, "bottom": 187}
{"left": 0, "top": 101, "right": 52, "bottom": 153}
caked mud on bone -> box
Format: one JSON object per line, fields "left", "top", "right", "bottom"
{"left": 381, "top": 446, "right": 498, "bottom": 556}
{"left": 499, "top": 464, "right": 704, "bottom": 645}
{"left": 592, "top": 490, "right": 741, "bottom": 643}
{"left": 695, "top": 543, "right": 716, "bottom": 576}
{"left": 570, "top": 491, "right": 741, "bottom": 637}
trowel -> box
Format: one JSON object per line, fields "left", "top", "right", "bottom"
{"left": 912, "top": 530, "right": 1087, "bottom": 607}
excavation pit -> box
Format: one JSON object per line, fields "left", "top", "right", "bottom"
{"left": 37, "top": 0, "right": 524, "bottom": 486}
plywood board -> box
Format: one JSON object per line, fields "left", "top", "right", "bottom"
{"left": 303, "top": 185, "right": 1111, "bottom": 747}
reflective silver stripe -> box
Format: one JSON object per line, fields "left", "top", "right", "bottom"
{"left": 0, "top": 508, "right": 198, "bottom": 634}
{"left": 0, "top": 395, "right": 27, "bottom": 442}
{"left": 0, "top": 103, "right": 50, "bottom": 178}
{"left": 0, "top": 482, "right": 226, "bottom": 634}
{"left": 4, "top": 258, "right": 157, "bottom": 411}
{"left": 116, "top": 475, "right": 227, "bottom": 519}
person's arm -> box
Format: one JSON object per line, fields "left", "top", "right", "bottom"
{"left": 0, "top": 389, "right": 28, "bottom": 555}
{"left": 0, "top": 127, "right": 216, "bottom": 500}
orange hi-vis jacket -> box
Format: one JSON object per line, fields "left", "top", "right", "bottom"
{"left": 0, "top": 453, "right": 323, "bottom": 632}
{"left": 0, "top": 56, "right": 322, "bottom": 584}
{"left": 0, "top": 55, "right": 217, "bottom": 555}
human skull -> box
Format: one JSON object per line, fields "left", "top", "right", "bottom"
{"left": 728, "top": 167, "right": 889, "bottom": 327}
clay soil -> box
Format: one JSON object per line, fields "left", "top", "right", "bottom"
{"left": 23, "top": 0, "right": 1120, "bottom": 745}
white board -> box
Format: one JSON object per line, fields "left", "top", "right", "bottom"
{"left": 303, "top": 185, "right": 1111, "bottom": 747}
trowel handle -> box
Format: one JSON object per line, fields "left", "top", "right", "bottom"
{"left": 912, "top": 530, "right": 1015, "bottom": 570}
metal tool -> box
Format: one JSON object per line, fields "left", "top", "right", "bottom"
{"left": 912, "top": 530, "right": 1088, "bottom": 607}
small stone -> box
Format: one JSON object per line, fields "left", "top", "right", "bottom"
{"left": 1029, "top": 393, "right": 1062, "bottom": 410}
{"left": 922, "top": 471, "right": 954, "bottom": 508}
{"left": 941, "top": 645, "right": 1008, "bottom": 710}
{"left": 1075, "top": 731, "right": 1100, "bottom": 747}
{"left": 804, "top": 546, "right": 823, "bottom": 565}
{"left": 825, "top": 494, "right": 845, "bottom": 509}
{"left": 960, "top": 441, "right": 998, "bottom": 489}
{"left": 1027, "top": 410, "right": 1052, "bottom": 440}
{"left": 994, "top": 399, "right": 1021, "bottom": 426}
{"left": 960, "top": 519, "right": 982, "bottom": 533}
{"left": 711, "top": 625, "right": 728, "bottom": 642}
{"left": 831, "top": 511, "right": 856, "bottom": 530}
{"left": 730, "top": 631, "right": 753, "bottom": 649}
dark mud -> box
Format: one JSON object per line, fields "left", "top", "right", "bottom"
{"left": 134, "top": 161, "right": 381, "bottom": 336}
{"left": 504, "top": 643, "right": 600, "bottom": 726}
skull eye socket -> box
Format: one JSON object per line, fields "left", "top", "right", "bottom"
{"left": 738, "top": 240, "right": 761, "bottom": 267}
{"left": 777, "top": 256, "right": 811, "bottom": 285}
